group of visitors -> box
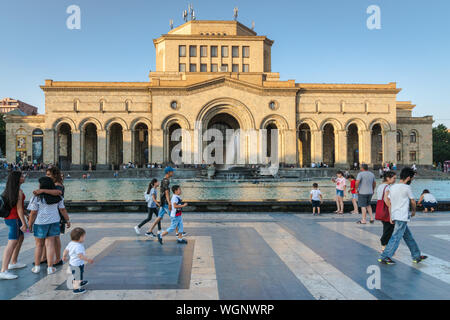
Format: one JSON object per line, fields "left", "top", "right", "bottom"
{"left": 311, "top": 162, "right": 329, "bottom": 168}
{"left": 0, "top": 168, "right": 93, "bottom": 295}
{"left": 134, "top": 166, "right": 188, "bottom": 245}
{"left": 1, "top": 162, "right": 49, "bottom": 172}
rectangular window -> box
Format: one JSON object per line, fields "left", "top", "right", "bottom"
{"left": 397, "top": 151, "right": 402, "bottom": 162}
{"left": 232, "top": 46, "right": 239, "bottom": 57}
{"left": 220, "top": 64, "right": 228, "bottom": 72}
{"left": 242, "top": 64, "right": 249, "bottom": 72}
{"left": 189, "top": 45, "right": 197, "bottom": 57}
{"left": 179, "top": 45, "right": 186, "bottom": 57}
{"left": 211, "top": 64, "right": 218, "bottom": 72}
{"left": 179, "top": 63, "right": 186, "bottom": 72}
{"left": 200, "top": 46, "right": 207, "bottom": 57}
{"left": 211, "top": 46, "right": 218, "bottom": 57}
{"left": 189, "top": 64, "right": 197, "bottom": 72}
{"left": 243, "top": 46, "right": 250, "bottom": 58}
{"left": 221, "top": 46, "right": 228, "bottom": 57}
{"left": 410, "top": 151, "right": 417, "bottom": 162}
{"left": 200, "top": 64, "right": 207, "bottom": 72}
{"left": 232, "top": 64, "right": 239, "bottom": 72}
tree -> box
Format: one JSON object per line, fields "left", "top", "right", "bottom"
{"left": 432, "top": 124, "right": 450, "bottom": 164}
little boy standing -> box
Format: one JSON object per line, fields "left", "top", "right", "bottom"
{"left": 157, "top": 185, "right": 188, "bottom": 245}
{"left": 63, "top": 227, "right": 94, "bottom": 295}
{"left": 309, "top": 183, "right": 323, "bottom": 215}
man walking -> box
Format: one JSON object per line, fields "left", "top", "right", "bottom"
{"left": 378, "top": 167, "right": 428, "bottom": 264}
{"left": 356, "top": 163, "right": 376, "bottom": 224}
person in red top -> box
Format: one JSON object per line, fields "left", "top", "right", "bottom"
{"left": 1, "top": 171, "right": 28, "bottom": 280}
{"left": 348, "top": 175, "right": 359, "bottom": 214}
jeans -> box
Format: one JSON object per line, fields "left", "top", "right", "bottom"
{"left": 158, "top": 204, "right": 169, "bottom": 218}
{"left": 380, "top": 220, "right": 421, "bottom": 260}
{"left": 166, "top": 215, "right": 183, "bottom": 234}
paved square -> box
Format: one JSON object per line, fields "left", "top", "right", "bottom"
{"left": 1, "top": 212, "right": 449, "bottom": 300}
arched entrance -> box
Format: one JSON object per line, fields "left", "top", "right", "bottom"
{"left": 371, "top": 124, "right": 383, "bottom": 166}
{"left": 134, "top": 123, "right": 149, "bottom": 167}
{"left": 322, "top": 123, "right": 335, "bottom": 166}
{"left": 168, "top": 123, "right": 181, "bottom": 165}
{"left": 265, "top": 122, "right": 278, "bottom": 164}
{"left": 83, "top": 123, "right": 98, "bottom": 169}
{"left": 109, "top": 123, "right": 123, "bottom": 169}
{"left": 347, "top": 124, "right": 359, "bottom": 166}
{"left": 205, "top": 113, "right": 240, "bottom": 166}
{"left": 298, "top": 123, "right": 311, "bottom": 167}
{"left": 57, "top": 123, "right": 72, "bottom": 170}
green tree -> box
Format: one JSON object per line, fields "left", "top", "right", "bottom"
{"left": 432, "top": 124, "right": 450, "bottom": 164}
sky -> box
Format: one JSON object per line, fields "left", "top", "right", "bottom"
{"left": 0, "top": 0, "right": 449, "bottom": 127}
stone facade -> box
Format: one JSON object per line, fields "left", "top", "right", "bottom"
{"left": 5, "top": 20, "right": 433, "bottom": 168}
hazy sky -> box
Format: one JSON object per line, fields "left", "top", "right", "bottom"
{"left": 1, "top": 0, "right": 449, "bottom": 127}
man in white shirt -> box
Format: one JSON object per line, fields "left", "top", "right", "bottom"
{"left": 378, "top": 168, "right": 427, "bottom": 265}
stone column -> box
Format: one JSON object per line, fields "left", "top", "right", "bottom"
{"left": 71, "top": 130, "right": 81, "bottom": 170}
{"left": 43, "top": 129, "right": 55, "bottom": 164}
{"left": 147, "top": 129, "right": 152, "bottom": 165}
{"left": 123, "top": 129, "right": 132, "bottom": 164}
{"left": 97, "top": 130, "right": 108, "bottom": 170}
{"left": 383, "top": 130, "right": 396, "bottom": 164}
{"left": 152, "top": 129, "right": 164, "bottom": 164}
{"left": 359, "top": 129, "right": 372, "bottom": 166}
{"left": 335, "top": 129, "right": 348, "bottom": 168}
{"left": 284, "top": 129, "right": 297, "bottom": 165}
{"left": 311, "top": 129, "right": 323, "bottom": 164}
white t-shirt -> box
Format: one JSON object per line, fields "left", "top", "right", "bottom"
{"left": 65, "top": 241, "right": 85, "bottom": 267}
{"left": 310, "top": 189, "right": 322, "bottom": 201}
{"left": 170, "top": 195, "right": 183, "bottom": 218}
{"left": 336, "top": 177, "right": 346, "bottom": 190}
{"left": 423, "top": 193, "right": 437, "bottom": 203}
{"left": 27, "top": 196, "right": 65, "bottom": 225}
{"left": 388, "top": 183, "right": 415, "bottom": 222}
{"left": 376, "top": 183, "right": 390, "bottom": 200}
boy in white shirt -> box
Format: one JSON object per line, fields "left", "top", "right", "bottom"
{"left": 309, "top": 183, "right": 323, "bottom": 215}
{"left": 157, "top": 185, "right": 188, "bottom": 245}
{"left": 378, "top": 168, "right": 428, "bottom": 265}
{"left": 63, "top": 228, "right": 94, "bottom": 294}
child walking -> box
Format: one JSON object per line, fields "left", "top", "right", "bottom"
{"left": 348, "top": 175, "right": 358, "bottom": 214}
{"left": 134, "top": 179, "right": 161, "bottom": 236}
{"left": 332, "top": 171, "right": 346, "bottom": 214}
{"left": 157, "top": 185, "right": 188, "bottom": 245}
{"left": 63, "top": 227, "right": 94, "bottom": 295}
{"left": 309, "top": 183, "right": 323, "bottom": 215}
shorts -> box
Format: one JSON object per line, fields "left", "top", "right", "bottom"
{"left": 358, "top": 194, "right": 373, "bottom": 208}
{"left": 423, "top": 201, "right": 437, "bottom": 209}
{"left": 352, "top": 193, "right": 358, "bottom": 200}
{"left": 70, "top": 264, "right": 84, "bottom": 281}
{"left": 166, "top": 215, "right": 184, "bottom": 234}
{"left": 33, "top": 222, "right": 60, "bottom": 239}
{"left": 4, "top": 219, "right": 23, "bottom": 240}
{"left": 158, "top": 205, "right": 169, "bottom": 218}
{"left": 336, "top": 189, "right": 344, "bottom": 197}
{"left": 311, "top": 200, "right": 321, "bottom": 208}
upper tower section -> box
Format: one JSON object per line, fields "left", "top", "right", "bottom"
{"left": 153, "top": 20, "right": 274, "bottom": 74}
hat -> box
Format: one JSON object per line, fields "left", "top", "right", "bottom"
{"left": 164, "top": 166, "right": 175, "bottom": 174}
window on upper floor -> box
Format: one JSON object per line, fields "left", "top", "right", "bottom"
{"left": 221, "top": 46, "right": 228, "bottom": 57}
{"left": 179, "top": 63, "right": 186, "bottom": 72}
{"left": 232, "top": 64, "right": 239, "bottom": 73}
{"left": 243, "top": 46, "right": 250, "bottom": 58}
{"left": 189, "top": 64, "right": 197, "bottom": 72}
{"left": 242, "top": 64, "right": 249, "bottom": 72}
{"left": 396, "top": 130, "right": 402, "bottom": 143}
{"left": 220, "top": 64, "right": 228, "bottom": 72}
{"left": 410, "top": 151, "right": 417, "bottom": 162}
{"left": 179, "top": 45, "right": 186, "bottom": 57}
{"left": 189, "top": 45, "right": 197, "bottom": 57}
{"left": 211, "top": 64, "right": 218, "bottom": 72}
{"left": 232, "top": 46, "right": 239, "bottom": 57}
{"left": 211, "top": 46, "right": 218, "bottom": 57}
{"left": 200, "top": 64, "right": 207, "bottom": 72}
{"left": 410, "top": 131, "right": 417, "bottom": 143}
{"left": 200, "top": 46, "right": 207, "bottom": 57}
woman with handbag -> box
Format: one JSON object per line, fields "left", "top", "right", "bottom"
{"left": 375, "top": 171, "right": 397, "bottom": 252}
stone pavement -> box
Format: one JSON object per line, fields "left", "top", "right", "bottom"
{"left": 1, "top": 212, "right": 449, "bottom": 300}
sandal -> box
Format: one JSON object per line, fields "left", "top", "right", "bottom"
{"left": 369, "top": 220, "right": 374, "bottom": 224}
{"left": 356, "top": 221, "right": 366, "bottom": 224}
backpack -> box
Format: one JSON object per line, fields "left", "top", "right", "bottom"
{"left": 375, "top": 185, "right": 390, "bottom": 222}
{"left": 0, "top": 195, "right": 11, "bottom": 218}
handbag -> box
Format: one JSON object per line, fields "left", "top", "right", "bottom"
{"left": 375, "top": 185, "right": 390, "bottom": 221}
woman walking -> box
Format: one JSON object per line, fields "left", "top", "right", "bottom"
{"left": 0, "top": 171, "right": 28, "bottom": 280}
{"left": 375, "top": 171, "right": 397, "bottom": 252}
{"left": 28, "top": 177, "right": 70, "bottom": 275}
{"left": 134, "top": 179, "right": 161, "bottom": 236}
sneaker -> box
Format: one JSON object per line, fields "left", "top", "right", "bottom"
{"left": 176, "top": 232, "right": 188, "bottom": 237}
{"left": 157, "top": 233, "right": 163, "bottom": 245}
{"left": 413, "top": 255, "right": 428, "bottom": 263}
{"left": 53, "top": 260, "right": 63, "bottom": 267}
{"left": 73, "top": 288, "right": 86, "bottom": 295}
{"left": 47, "top": 267, "right": 57, "bottom": 275}
{"left": 8, "top": 262, "right": 26, "bottom": 270}
{"left": 177, "top": 239, "right": 188, "bottom": 244}
{"left": 80, "top": 280, "right": 89, "bottom": 287}
{"left": 134, "top": 226, "right": 141, "bottom": 235}
{"left": 378, "top": 257, "right": 396, "bottom": 265}
{"left": 145, "top": 232, "right": 155, "bottom": 238}
{"left": 0, "top": 271, "right": 18, "bottom": 280}
{"left": 31, "top": 266, "right": 41, "bottom": 274}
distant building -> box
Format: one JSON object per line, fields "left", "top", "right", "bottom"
{"left": 1, "top": 98, "right": 38, "bottom": 115}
